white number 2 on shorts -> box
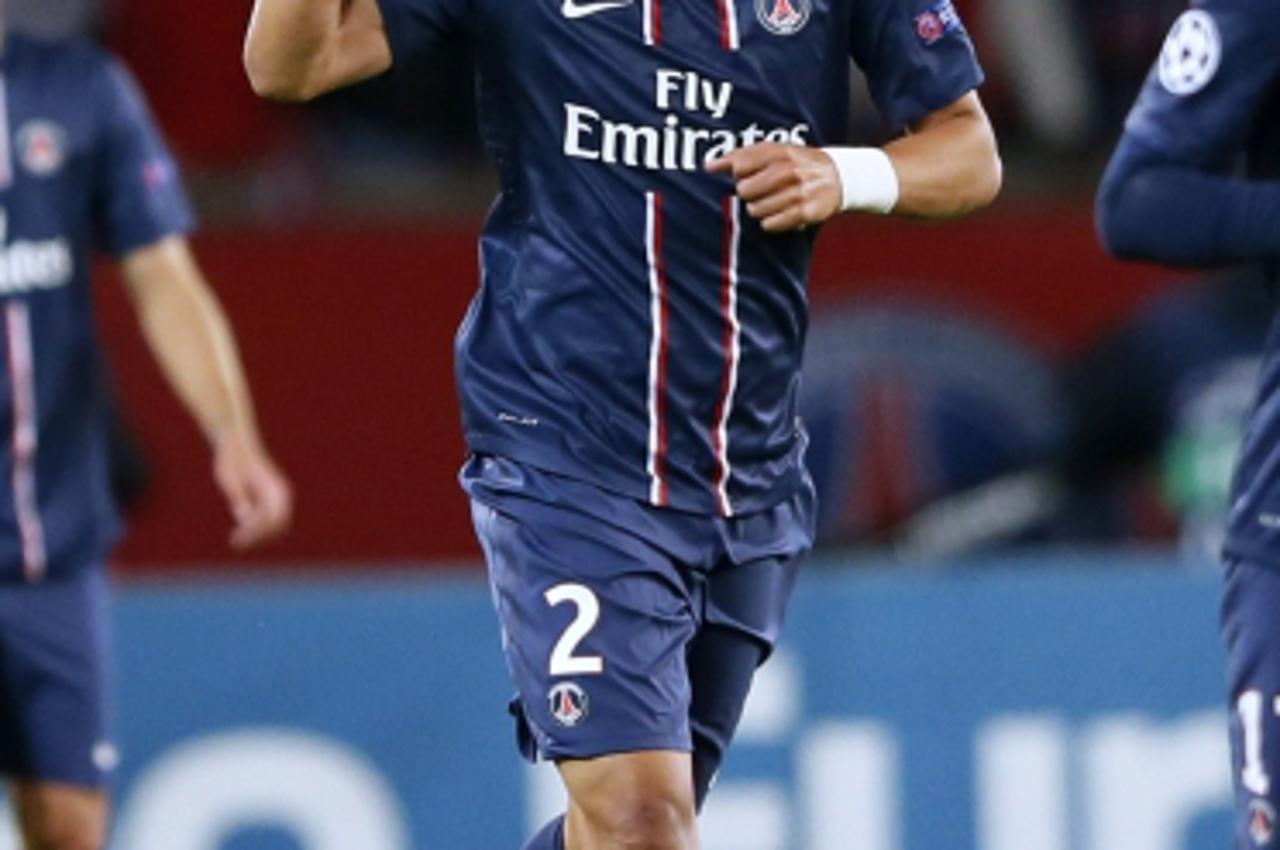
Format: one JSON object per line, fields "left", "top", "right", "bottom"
{"left": 1240, "top": 690, "right": 1278, "bottom": 796}
{"left": 545, "top": 583, "right": 605, "bottom": 676}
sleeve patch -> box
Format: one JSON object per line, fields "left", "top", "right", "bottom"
{"left": 1158, "top": 10, "right": 1222, "bottom": 96}
{"left": 914, "top": 0, "right": 963, "bottom": 46}
{"left": 141, "top": 159, "right": 176, "bottom": 190}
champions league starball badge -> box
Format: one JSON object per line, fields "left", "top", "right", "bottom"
{"left": 755, "top": 0, "right": 810, "bottom": 36}
{"left": 548, "top": 682, "right": 590, "bottom": 728}
{"left": 1158, "top": 9, "right": 1221, "bottom": 96}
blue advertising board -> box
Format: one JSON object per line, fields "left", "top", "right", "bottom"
{"left": 0, "top": 555, "right": 1235, "bottom": 850}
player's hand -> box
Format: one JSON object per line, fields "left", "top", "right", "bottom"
{"left": 706, "top": 144, "right": 842, "bottom": 233}
{"left": 212, "top": 429, "right": 293, "bottom": 551}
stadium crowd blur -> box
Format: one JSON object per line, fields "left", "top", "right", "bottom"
{"left": 17, "top": 0, "right": 1261, "bottom": 567}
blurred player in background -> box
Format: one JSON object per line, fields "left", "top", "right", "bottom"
{"left": 244, "top": 0, "right": 999, "bottom": 846}
{"left": 0, "top": 9, "right": 293, "bottom": 850}
{"left": 1097, "top": 1, "right": 1280, "bottom": 846}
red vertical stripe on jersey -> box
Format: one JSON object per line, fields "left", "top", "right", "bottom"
{"left": 655, "top": 196, "right": 670, "bottom": 505}
{"left": 646, "top": 192, "right": 671, "bottom": 507}
{"left": 711, "top": 196, "right": 742, "bottom": 516}
{"left": 0, "top": 76, "right": 12, "bottom": 191}
{"left": 6, "top": 302, "right": 46, "bottom": 581}
{"left": 718, "top": 0, "right": 740, "bottom": 51}
{"left": 644, "top": 0, "right": 663, "bottom": 46}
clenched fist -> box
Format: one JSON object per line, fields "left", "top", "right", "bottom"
{"left": 707, "top": 144, "right": 843, "bottom": 232}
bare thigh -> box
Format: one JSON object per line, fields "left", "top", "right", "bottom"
{"left": 10, "top": 781, "right": 107, "bottom": 850}
{"left": 560, "top": 750, "right": 698, "bottom": 850}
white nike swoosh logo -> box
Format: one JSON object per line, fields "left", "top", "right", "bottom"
{"left": 561, "top": 0, "right": 634, "bottom": 19}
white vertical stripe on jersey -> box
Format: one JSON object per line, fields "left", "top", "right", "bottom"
{"left": 713, "top": 197, "right": 742, "bottom": 517}
{"left": 643, "top": 0, "right": 657, "bottom": 46}
{"left": 0, "top": 76, "right": 12, "bottom": 190}
{"left": 6, "top": 302, "right": 46, "bottom": 581}
{"left": 721, "top": 0, "right": 741, "bottom": 51}
{"left": 645, "top": 191, "right": 666, "bottom": 506}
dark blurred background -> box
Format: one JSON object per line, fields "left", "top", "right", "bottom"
{"left": 14, "top": 0, "right": 1256, "bottom": 572}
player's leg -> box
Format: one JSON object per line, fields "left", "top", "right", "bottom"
{"left": 468, "top": 484, "right": 701, "bottom": 850}
{"left": 519, "top": 752, "right": 697, "bottom": 850}
{"left": 1222, "top": 556, "right": 1280, "bottom": 849}
{"left": 0, "top": 572, "right": 115, "bottom": 850}
{"left": 9, "top": 783, "right": 107, "bottom": 850}
{"left": 560, "top": 751, "right": 697, "bottom": 850}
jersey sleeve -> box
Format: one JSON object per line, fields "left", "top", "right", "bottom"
{"left": 376, "top": 0, "right": 473, "bottom": 66}
{"left": 849, "top": 0, "right": 985, "bottom": 130}
{"left": 1121, "top": 0, "right": 1280, "bottom": 169}
{"left": 91, "top": 56, "right": 195, "bottom": 258}
{"left": 1096, "top": 0, "right": 1280, "bottom": 266}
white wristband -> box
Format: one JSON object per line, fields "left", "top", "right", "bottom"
{"left": 821, "top": 147, "right": 900, "bottom": 215}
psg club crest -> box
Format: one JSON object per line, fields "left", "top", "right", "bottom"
{"left": 1253, "top": 799, "right": 1278, "bottom": 847}
{"left": 755, "top": 0, "right": 810, "bottom": 36}
{"left": 1158, "top": 10, "right": 1221, "bottom": 96}
{"left": 16, "top": 120, "right": 68, "bottom": 178}
{"left": 548, "top": 682, "right": 590, "bottom": 728}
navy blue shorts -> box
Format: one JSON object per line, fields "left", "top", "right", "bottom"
{"left": 464, "top": 454, "right": 814, "bottom": 764}
{"left": 0, "top": 569, "right": 115, "bottom": 788}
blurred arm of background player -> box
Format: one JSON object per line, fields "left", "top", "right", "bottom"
{"left": 244, "top": 0, "right": 393, "bottom": 102}
{"left": 122, "top": 235, "right": 293, "bottom": 550}
{"left": 1094, "top": 3, "right": 1280, "bottom": 267}
{"left": 708, "top": 92, "right": 1002, "bottom": 228}
{"left": 1097, "top": 141, "right": 1280, "bottom": 267}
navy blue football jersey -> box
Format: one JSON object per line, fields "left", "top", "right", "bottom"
{"left": 0, "top": 34, "right": 193, "bottom": 583}
{"left": 377, "top": 0, "right": 983, "bottom": 516}
{"left": 1102, "top": 0, "right": 1280, "bottom": 565}
{"left": 1117, "top": 0, "right": 1279, "bottom": 182}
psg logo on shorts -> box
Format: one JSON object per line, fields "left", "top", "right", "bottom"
{"left": 755, "top": 0, "right": 810, "bottom": 36}
{"left": 16, "top": 120, "right": 68, "bottom": 178}
{"left": 1252, "top": 798, "right": 1277, "bottom": 846}
{"left": 548, "top": 682, "right": 590, "bottom": 728}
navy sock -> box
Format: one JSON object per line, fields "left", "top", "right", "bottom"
{"left": 522, "top": 815, "right": 565, "bottom": 850}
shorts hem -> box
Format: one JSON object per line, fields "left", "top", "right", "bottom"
{"left": 0, "top": 764, "right": 109, "bottom": 790}
{"left": 464, "top": 435, "right": 803, "bottom": 517}
{"left": 536, "top": 737, "right": 695, "bottom": 765}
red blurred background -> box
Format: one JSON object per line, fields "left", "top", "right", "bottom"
{"left": 98, "top": 213, "right": 1176, "bottom": 572}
